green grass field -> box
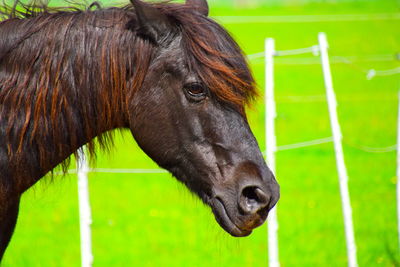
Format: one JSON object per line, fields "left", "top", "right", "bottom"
{"left": 2, "top": 0, "right": 400, "bottom": 266}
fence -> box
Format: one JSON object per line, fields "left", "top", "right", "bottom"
{"left": 75, "top": 32, "right": 399, "bottom": 267}
{"left": 265, "top": 33, "right": 357, "bottom": 267}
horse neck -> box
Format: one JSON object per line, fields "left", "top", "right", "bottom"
{"left": 0, "top": 13, "right": 151, "bottom": 191}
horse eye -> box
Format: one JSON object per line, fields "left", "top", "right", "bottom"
{"left": 185, "top": 83, "right": 207, "bottom": 100}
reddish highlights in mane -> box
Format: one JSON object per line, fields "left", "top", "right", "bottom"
{"left": 1, "top": 1, "right": 257, "bottom": 112}
{"left": 0, "top": 2, "right": 155, "bottom": 175}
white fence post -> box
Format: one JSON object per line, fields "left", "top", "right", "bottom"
{"left": 318, "top": 32, "right": 358, "bottom": 267}
{"left": 265, "top": 37, "right": 280, "bottom": 267}
{"left": 77, "top": 148, "right": 93, "bottom": 267}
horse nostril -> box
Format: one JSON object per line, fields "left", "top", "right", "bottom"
{"left": 239, "top": 186, "right": 269, "bottom": 215}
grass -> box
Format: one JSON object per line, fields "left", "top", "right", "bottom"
{"left": 2, "top": 0, "right": 400, "bottom": 266}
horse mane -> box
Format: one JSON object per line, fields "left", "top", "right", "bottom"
{"left": 1, "top": 1, "right": 257, "bottom": 105}
{"left": 0, "top": 0, "right": 152, "bottom": 175}
{"left": 0, "top": 0, "right": 256, "bottom": 177}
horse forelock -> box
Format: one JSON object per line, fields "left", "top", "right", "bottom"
{"left": 122, "top": 2, "right": 257, "bottom": 112}
{"left": 155, "top": 4, "right": 258, "bottom": 113}
{"left": 184, "top": 19, "right": 257, "bottom": 113}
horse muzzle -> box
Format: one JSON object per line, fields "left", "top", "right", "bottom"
{"left": 210, "top": 175, "right": 279, "bottom": 237}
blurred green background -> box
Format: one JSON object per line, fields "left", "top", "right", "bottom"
{"left": 2, "top": 0, "right": 400, "bottom": 266}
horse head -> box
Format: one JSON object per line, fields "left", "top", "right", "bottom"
{"left": 127, "top": 0, "right": 280, "bottom": 236}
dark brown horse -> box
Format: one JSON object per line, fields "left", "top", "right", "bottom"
{"left": 0, "top": 0, "right": 279, "bottom": 260}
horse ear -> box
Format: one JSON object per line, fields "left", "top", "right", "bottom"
{"left": 130, "top": 0, "right": 171, "bottom": 44}
{"left": 186, "top": 0, "right": 209, "bottom": 17}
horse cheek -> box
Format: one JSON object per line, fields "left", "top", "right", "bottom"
{"left": 128, "top": 100, "right": 179, "bottom": 168}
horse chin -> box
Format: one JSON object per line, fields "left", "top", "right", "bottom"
{"left": 211, "top": 197, "right": 252, "bottom": 237}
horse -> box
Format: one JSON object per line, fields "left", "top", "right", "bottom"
{"left": 0, "top": 0, "right": 280, "bottom": 260}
